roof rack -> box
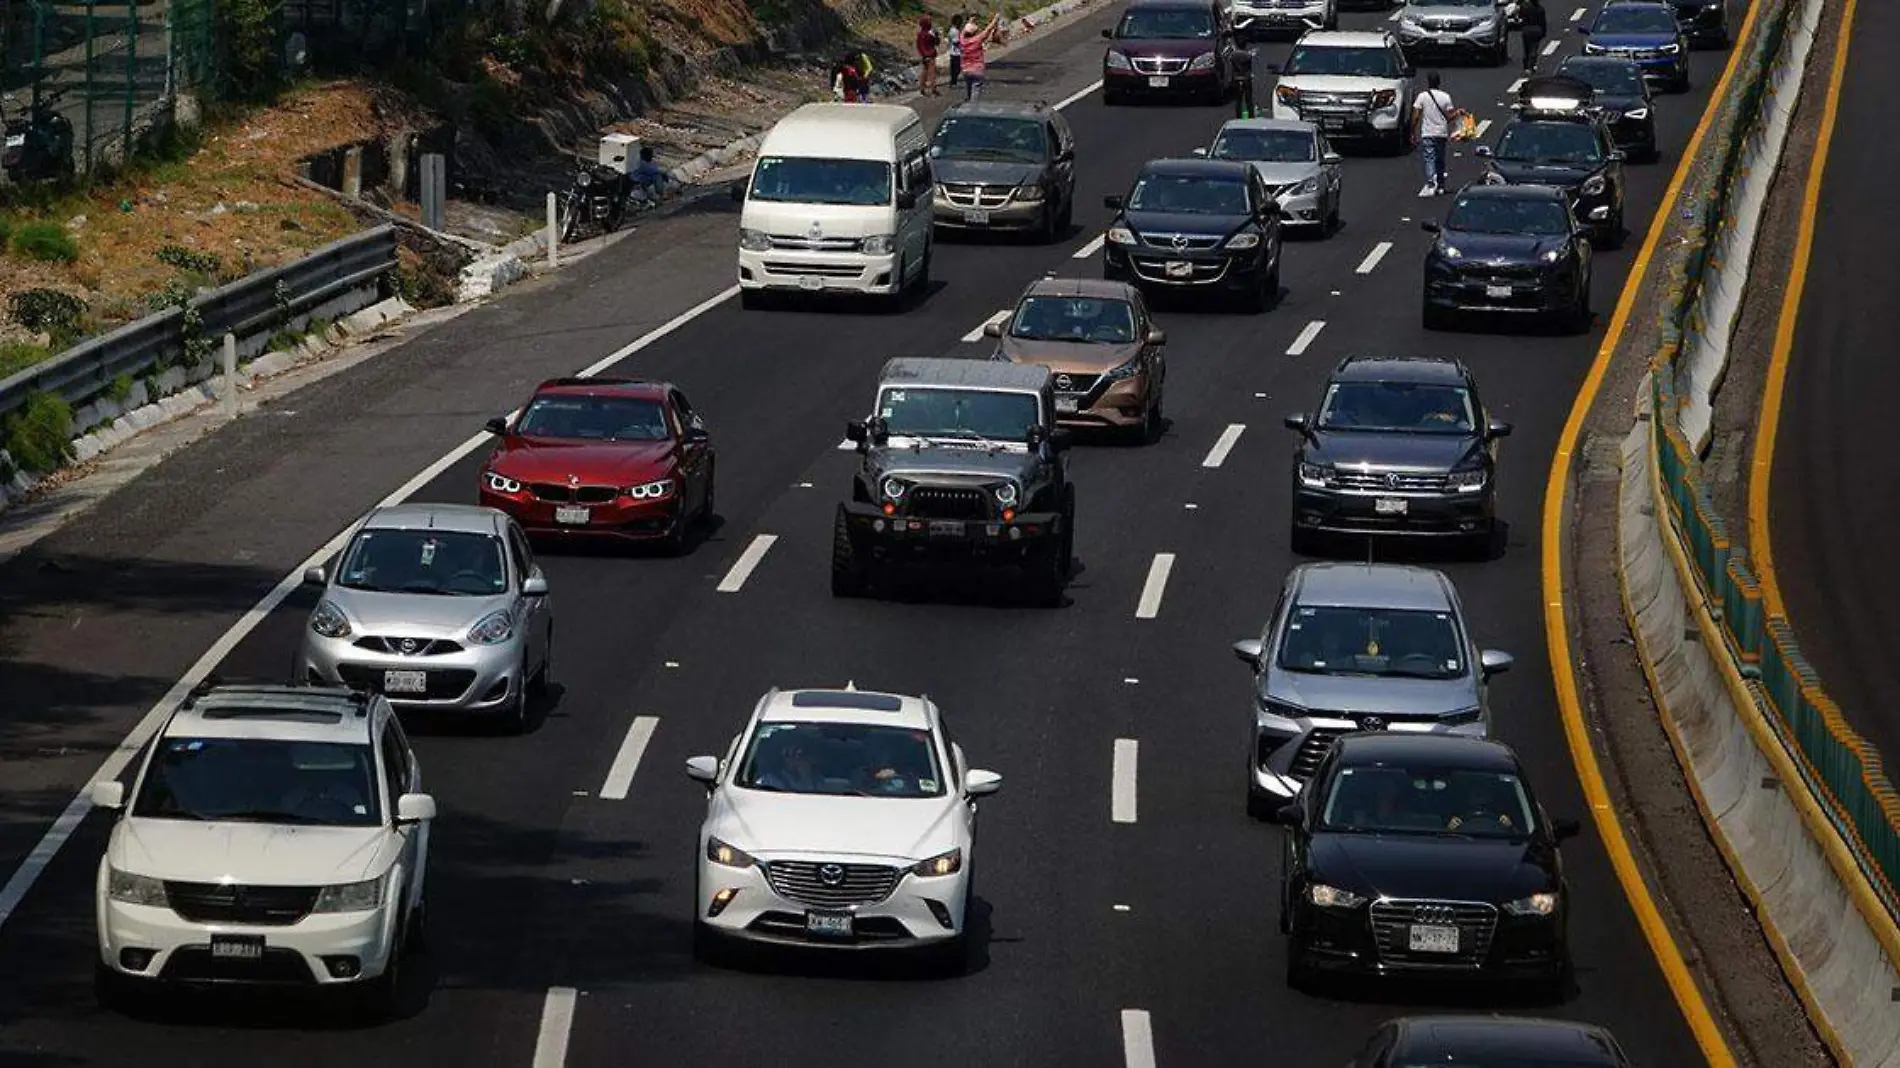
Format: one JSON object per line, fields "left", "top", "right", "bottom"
{"left": 186, "top": 676, "right": 371, "bottom": 715}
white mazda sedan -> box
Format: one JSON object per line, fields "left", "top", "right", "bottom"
{"left": 685, "top": 686, "right": 1001, "bottom": 968}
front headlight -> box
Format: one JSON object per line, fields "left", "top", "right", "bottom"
{"left": 312, "top": 873, "right": 388, "bottom": 914}
{"left": 1275, "top": 85, "right": 1299, "bottom": 106}
{"left": 310, "top": 599, "right": 351, "bottom": 639}
{"left": 1473, "top": 15, "right": 1497, "bottom": 30}
{"left": 1371, "top": 88, "right": 1397, "bottom": 109}
{"left": 107, "top": 868, "right": 167, "bottom": 907}
{"left": 1014, "top": 183, "right": 1046, "bottom": 202}
{"left": 1483, "top": 169, "right": 1507, "bottom": 185}
{"left": 1580, "top": 174, "right": 1606, "bottom": 196}
{"left": 1442, "top": 244, "right": 1464, "bottom": 260}
{"left": 1107, "top": 226, "right": 1138, "bottom": 246}
{"left": 1289, "top": 176, "right": 1319, "bottom": 196}
{"left": 993, "top": 482, "right": 1018, "bottom": 507}
{"left": 468, "top": 609, "right": 516, "bottom": 646}
{"left": 1398, "top": 16, "right": 1422, "bottom": 31}
{"left": 1308, "top": 883, "right": 1367, "bottom": 909}
{"left": 1104, "top": 354, "right": 1143, "bottom": 380}
{"left": 739, "top": 228, "right": 771, "bottom": 252}
{"left": 1660, "top": 42, "right": 1680, "bottom": 53}
{"left": 1298, "top": 461, "right": 1333, "bottom": 488}
{"left": 1504, "top": 891, "right": 1560, "bottom": 916}
{"left": 485, "top": 471, "right": 522, "bottom": 494}
{"left": 1583, "top": 41, "right": 1606, "bottom": 53}
{"left": 1442, "top": 706, "right": 1485, "bottom": 725}
{"left": 1542, "top": 248, "right": 1563, "bottom": 263}
{"left": 1625, "top": 106, "right": 1650, "bottom": 120}
{"left": 1106, "top": 51, "right": 1133, "bottom": 70}
{"left": 882, "top": 477, "right": 907, "bottom": 501}
{"left": 706, "top": 836, "right": 755, "bottom": 868}
{"left": 626, "top": 478, "right": 674, "bottom": 500}
{"left": 912, "top": 848, "right": 963, "bottom": 877}
{"left": 1225, "top": 232, "right": 1261, "bottom": 250}
{"left": 1448, "top": 467, "right": 1487, "bottom": 492}
{"left": 1188, "top": 51, "right": 1216, "bottom": 70}
{"left": 861, "top": 234, "right": 896, "bottom": 255}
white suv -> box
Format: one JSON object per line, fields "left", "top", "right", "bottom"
{"left": 89, "top": 682, "right": 435, "bottom": 1015}
{"left": 1268, "top": 30, "right": 1418, "bottom": 154}
{"left": 685, "top": 685, "right": 1002, "bottom": 970}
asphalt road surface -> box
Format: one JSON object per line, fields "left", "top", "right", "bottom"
{"left": 0, "top": 4, "right": 1735, "bottom": 1064}
{"left": 1767, "top": 0, "right": 1900, "bottom": 773}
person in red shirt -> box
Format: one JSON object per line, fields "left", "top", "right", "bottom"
{"left": 959, "top": 13, "right": 1002, "bottom": 101}
{"left": 916, "top": 17, "right": 941, "bottom": 96}
{"left": 832, "top": 53, "right": 863, "bottom": 102}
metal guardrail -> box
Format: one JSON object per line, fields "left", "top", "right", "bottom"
{"left": 0, "top": 224, "right": 398, "bottom": 420}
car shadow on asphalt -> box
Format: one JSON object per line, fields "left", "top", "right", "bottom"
{"left": 1298, "top": 965, "right": 1576, "bottom": 1009}
{"left": 1292, "top": 519, "right": 1514, "bottom": 567}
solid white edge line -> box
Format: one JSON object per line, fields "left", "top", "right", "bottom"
{"left": 1134, "top": 552, "right": 1175, "bottom": 620}
{"left": 1508, "top": 77, "right": 1526, "bottom": 93}
{"left": 1200, "top": 423, "right": 1246, "bottom": 469}
{"left": 962, "top": 309, "right": 1009, "bottom": 343}
{"left": 1122, "top": 1009, "right": 1157, "bottom": 1068}
{"left": 1285, "top": 319, "right": 1325, "bottom": 356}
{"left": 1570, "top": 5, "right": 1586, "bottom": 18}
{"left": 1073, "top": 233, "right": 1108, "bottom": 259}
{"left": 1475, "top": 118, "right": 1493, "bottom": 137}
{"left": 579, "top": 286, "right": 739, "bottom": 377}
{"left": 1354, "top": 241, "right": 1392, "bottom": 275}
{"left": 715, "top": 534, "right": 779, "bottom": 593}
{"left": 532, "top": 986, "right": 579, "bottom": 1068}
{"left": 1051, "top": 78, "right": 1105, "bottom": 111}
{"left": 600, "top": 716, "right": 660, "bottom": 801}
{"left": 1541, "top": 37, "right": 1560, "bottom": 54}
{"left": 1111, "top": 739, "right": 1139, "bottom": 824}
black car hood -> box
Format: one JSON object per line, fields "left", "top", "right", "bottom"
{"left": 1122, "top": 209, "right": 1248, "bottom": 240}
{"left": 1310, "top": 833, "right": 1556, "bottom": 901}
{"left": 868, "top": 442, "right": 1041, "bottom": 486}
{"left": 1437, "top": 229, "right": 1570, "bottom": 263}
{"left": 1304, "top": 429, "right": 1483, "bottom": 473}
{"left": 1593, "top": 92, "right": 1647, "bottom": 113}
{"left": 930, "top": 158, "right": 1045, "bottom": 187}
{"left": 1491, "top": 160, "right": 1595, "bottom": 188}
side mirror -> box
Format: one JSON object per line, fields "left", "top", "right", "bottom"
{"left": 1400, "top": 64, "right": 1416, "bottom": 78}
{"left": 966, "top": 769, "right": 1003, "bottom": 796}
{"left": 1474, "top": 145, "right": 1494, "bottom": 158}
{"left": 1101, "top": 27, "right": 1112, "bottom": 37}
{"left": 685, "top": 755, "right": 719, "bottom": 785}
{"left": 1146, "top": 327, "right": 1167, "bottom": 345}
{"left": 1321, "top": 151, "right": 1342, "bottom": 165}
{"left": 1283, "top": 412, "right": 1310, "bottom": 434}
{"left": 1587, "top": 205, "right": 1611, "bottom": 222}
{"left": 896, "top": 188, "right": 919, "bottom": 209}
{"left": 303, "top": 566, "right": 328, "bottom": 587}
{"left": 983, "top": 319, "right": 1006, "bottom": 338}
{"left": 1421, "top": 220, "right": 1442, "bottom": 234}
{"left": 1608, "top": 149, "right": 1626, "bottom": 162}
{"left": 1103, "top": 194, "right": 1124, "bottom": 210}
{"left": 1191, "top": 146, "right": 1209, "bottom": 157}
{"left": 1480, "top": 649, "right": 1515, "bottom": 676}
{"left": 1275, "top": 803, "right": 1304, "bottom": 827}
{"left": 90, "top": 780, "right": 125, "bottom": 811}
{"left": 683, "top": 425, "right": 711, "bottom": 444}
{"left": 1552, "top": 817, "right": 1582, "bottom": 841}
{"left": 1232, "top": 638, "right": 1265, "bottom": 668}
{"left": 395, "top": 793, "right": 438, "bottom": 824}
{"left": 846, "top": 419, "right": 869, "bottom": 443}
{"left": 484, "top": 416, "right": 509, "bottom": 436}
{"left": 729, "top": 179, "right": 748, "bottom": 201}
{"left": 1487, "top": 419, "right": 1514, "bottom": 438}
{"left": 869, "top": 416, "right": 890, "bottom": 444}
{"left": 522, "top": 573, "right": 550, "bottom": 597}
{"left": 1049, "top": 427, "right": 1074, "bottom": 453}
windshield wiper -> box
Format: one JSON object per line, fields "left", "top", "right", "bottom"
{"left": 936, "top": 428, "right": 1003, "bottom": 450}
{"left": 215, "top": 810, "right": 329, "bottom": 825}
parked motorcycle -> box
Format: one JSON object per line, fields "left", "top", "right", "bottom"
{"left": 558, "top": 161, "right": 634, "bottom": 242}
{"left": 2, "top": 87, "right": 76, "bottom": 183}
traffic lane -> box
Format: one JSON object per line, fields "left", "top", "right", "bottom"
{"left": 1769, "top": 0, "right": 1900, "bottom": 764}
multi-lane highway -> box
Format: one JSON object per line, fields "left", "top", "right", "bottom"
{"left": 0, "top": 4, "right": 1735, "bottom": 1064}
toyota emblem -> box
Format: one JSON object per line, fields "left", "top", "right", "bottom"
{"left": 1055, "top": 374, "right": 1073, "bottom": 391}
{"left": 1171, "top": 233, "right": 1190, "bottom": 251}
{"left": 399, "top": 638, "right": 419, "bottom": 655}
{"left": 808, "top": 220, "right": 824, "bottom": 240}
{"left": 818, "top": 864, "right": 846, "bottom": 887}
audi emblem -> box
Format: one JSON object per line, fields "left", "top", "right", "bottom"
{"left": 1413, "top": 904, "right": 1458, "bottom": 925}
{"left": 818, "top": 864, "right": 846, "bottom": 887}
{"left": 399, "top": 638, "right": 419, "bottom": 655}
{"left": 1055, "top": 374, "right": 1074, "bottom": 391}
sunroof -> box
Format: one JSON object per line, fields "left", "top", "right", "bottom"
{"left": 198, "top": 706, "right": 345, "bottom": 724}
{"left": 790, "top": 690, "right": 904, "bottom": 712}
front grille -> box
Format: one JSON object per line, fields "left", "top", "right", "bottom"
{"left": 1287, "top": 727, "right": 1348, "bottom": 780}
{"left": 1603, "top": 45, "right": 1666, "bottom": 58}
{"left": 1459, "top": 263, "right": 1545, "bottom": 283}
{"left": 750, "top": 911, "right": 915, "bottom": 940}
{"left": 1332, "top": 470, "right": 1452, "bottom": 492}
{"left": 1139, "top": 231, "right": 1223, "bottom": 251}
{"left": 353, "top": 636, "right": 464, "bottom": 656}
{"left": 528, "top": 482, "right": 619, "bottom": 504}
{"left": 940, "top": 183, "right": 1016, "bottom": 208}
{"left": 904, "top": 486, "right": 992, "bottom": 521}
{"left": 761, "top": 261, "right": 864, "bottom": 277}
{"left": 1296, "top": 90, "right": 1373, "bottom": 112}
{"left": 764, "top": 861, "right": 901, "bottom": 908}
{"left": 767, "top": 234, "right": 863, "bottom": 252}
{"left": 1050, "top": 372, "right": 1100, "bottom": 395}
{"left": 1131, "top": 55, "right": 1190, "bottom": 74}
{"left": 335, "top": 665, "right": 477, "bottom": 701}
{"left": 164, "top": 882, "right": 320, "bottom": 926}
{"left": 1419, "top": 16, "right": 1473, "bottom": 29}
{"left": 1369, "top": 899, "right": 1500, "bottom": 967}
{"left": 1130, "top": 256, "right": 1231, "bottom": 284}
{"left": 160, "top": 947, "right": 316, "bottom": 984}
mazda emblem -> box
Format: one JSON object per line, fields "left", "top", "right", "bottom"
{"left": 818, "top": 864, "right": 846, "bottom": 887}
{"left": 399, "top": 638, "right": 419, "bottom": 655}
{"left": 1171, "top": 233, "right": 1190, "bottom": 251}
{"left": 1055, "top": 374, "right": 1073, "bottom": 391}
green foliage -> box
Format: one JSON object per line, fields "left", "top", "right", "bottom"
{"left": 7, "top": 289, "right": 89, "bottom": 346}
{"left": 468, "top": 77, "right": 515, "bottom": 135}
{"left": 144, "top": 278, "right": 197, "bottom": 313}
{"left": 0, "top": 216, "right": 12, "bottom": 248}
{"left": 217, "top": 0, "right": 286, "bottom": 100}
{"left": 0, "top": 341, "right": 53, "bottom": 380}
{"left": 107, "top": 372, "right": 135, "bottom": 404}
{"left": 487, "top": 31, "right": 536, "bottom": 67}
{"left": 9, "top": 221, "right": 79, "bottom": 263}
{"left": 156, "top": 244, "right": 223, "bottom": 274}
{"left": 391, "top": 260, "right": 454, "bottom": 309}
{"left": 1, "top": 391, "right": 74, "bottom": 475}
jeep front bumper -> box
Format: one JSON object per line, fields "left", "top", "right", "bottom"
{"left": 841, "top": 501, "right": 1062, "bottom": 561}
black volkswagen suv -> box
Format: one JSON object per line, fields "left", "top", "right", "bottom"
{"left": 1555, "top": 56, "right": 1659, "bottom": 162}
{"left": 1285, "top": 355, "right": 1510, "bottom": 553}
{"left": 1477, "top": 93, "right": 1626, "bottom": 246}
{"left": 1422, "top": 184, "right": 1593, "bottom": 332}
{"left": 1103, "top": 158, "right": 1283, "bottom": 311}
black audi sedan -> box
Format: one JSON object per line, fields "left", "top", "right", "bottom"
{"left": 1422, "top": 184, "right": 1593, "bottom": 333}
{"left": 1285, "top": 355, "right": 1510, "bottom": 553}
{"left": 1347, "top": 1016, "right": 1634, "bottom": 1066}
{"left": 1556, "top": 56, "right": 1659, "bottom": 162}
{"left": 1103, "top": 158, "right": 1284, "bottom": 312}
{"left": 1274, "top": 733, "right": 1578, "bottom": 993}
{"left": 1477, "top": 101, "right": 1626, "bottom": 247}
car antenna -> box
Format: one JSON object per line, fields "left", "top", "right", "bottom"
{"left": 844, "top": 679, "right": 858, "bottom": 691}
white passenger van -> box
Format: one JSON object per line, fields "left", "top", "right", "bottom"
{"left": 734, "top": 103, "right": 934, "bottom": 308}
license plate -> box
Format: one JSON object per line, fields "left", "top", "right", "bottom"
{"left": 1165, "top": 261, "right": 1194, "bottom": 278}
{"left": 798, "top": 275, "right": 826, "bottom": 291}
{"left": 962, "top": 209, "right": 990, "bottom": 224}
{"left": 4, "top": 134, "right": 23, "bottom": 148}
{"left": 1434, "top": 33, "right": 1455, "bottom": 43}
{"left": 1409, "top": 923, "right": 1460, "bottom": 953}
{"left": 1375, "top": 497, "right": 1408, "bottom": 515}
{"left": 1485, "top": 284, "right": 1513, "bottom": 299}
{"left": 554, "top": 505, "right": 591, "bottom": 525}
{"left": 383, "top": 669, "right": 428, "bottom": 694}
{"left": 210, "top": 934, "right": 265, "bottom": 960}
{"left": 1319, "top": 117, "right": 1347, "bottom": 130}
{"left": 1056, "top": 396, "right": 1080, "bottom": 413}
{"left": 928, "top": 520, "right": 966, "bottom": 537}
{"left": 1147, "top": 75, "right": 1171, "bottom": 88}
{"left": 805, "top": 911, "right": 853, "bottom": 937}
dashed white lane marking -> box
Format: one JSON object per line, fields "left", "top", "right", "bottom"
{"left": 1053, "top": 77, "right": 1105, "bottom": 110}
{"left": 532, "top": 987, "right": 579, "bottom": 1068}
{"left": 1201, "top": 424, "right": 1246, "bottom": 469}
{"left": 1074, "top": 233, "right": 1108, "bottom": 258}
{"left": 1355, "top": 241, "right": 1393, "bottom": 274}
{"left": 1135, "top": 553, "right": 1175, "bottom": 620}
{"left": 837, "top": 437, "right": 856, "bottom": 450}
{"left": 1570, "top": 5, "right": 1587, "bottom": 19}
{"left": 1112, "top": 739, "right": 1140, "bottom": 823}
{"left": 600, "top": 716, "right": 660, "bottom": 801}
{"left": 1286, "top": 319, "right": 1326, "bottom": 356}
{"left": 1475, "top": 118, "right": 1493, "bottom": 137}
{"left": 715, "top": 534, "right": 779, "bottom": 593}
{"left": 963, "top": 309, "right": 1009, "bottom": 343}
{"left": 1508, "top": 77, "right": 1526, "bottom": 93}
{"left": 1541, "top": 37, "right": 1560, "bottom": 54}
{"left": 1122, "top": 1009, "right": 1158, "bottom": 1068}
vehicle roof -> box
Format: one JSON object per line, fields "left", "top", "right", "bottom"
{"left": 1393, "top": 1015, "right": 1622, "bottom": 1059}
{"left": 1450, "top": 182, "right": 1571, "bottom": 202}
{"left": 1020, "top": 276, "right": 1142, "bottom": 301}
{"left": 943, "top": 99, "right": 1055, "bottom": 120}
{"left": 1291, "top": 562, "right": 1456, "bottom": 612}
{"left": 1218, "top": 118, "right": 1318, "bottom": 135}
{"left": 1139, "top": 157, "right": 1253, "bottom": 180}
{"left": 879, "top": 356, "right": 1049, "bottom": 392}
{"left": 1294, "top": 29, "right": 1394, "bottom": 46}
{"left": 1594, "top": 0, "right": 1675, "bottom": 11}
{"left": 165, "top": 685, "right": 378, "bottom": 745}
{"left": 1505, "top": 108, "right": 1600, "bottom": 126}
{"left": 1557, "top": 54, "right": 1646, "bottom": 71}
{"left": 361, "top": 502, "right": 506, "bottom": 536}
{"left": 1331, "top": 354, "right": 1469, "bottom": 384}
{"left": 756, "top": 687, "right": 936, "bottom": 729}
{"left": 533, "top": 376, "right": 670, "bottom": 400}
{"left": 763, "top": 103, "right": 921, "bottom": 160}
{"left": 1335, "top": 733, "right": 1519, "bottom": 771}
{"left": 1123, "top": 0, "right": 1216, "bottom": 10}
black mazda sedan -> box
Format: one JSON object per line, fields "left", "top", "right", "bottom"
{"left": 1103, "top": 158, "right": 1284, "bottom": 312}
{"left": 1275, "top": 732, "right": 1579, "bottom": 993}
{"left": 1422, "top": 183, "right": 1593, "bottom": 333}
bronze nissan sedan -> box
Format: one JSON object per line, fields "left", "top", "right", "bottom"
{"left": 984, "top": 277, "right": 1167, "bottom": 443}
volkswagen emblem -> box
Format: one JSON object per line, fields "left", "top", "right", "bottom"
{"left": 1171, "top": 233, "right": 1190, "bottom": 251}
{"left": 818, "top": 864, "right": 846, "bottom": 887}
{"left": 1055, "top": 373, "right": 1074, "bottom": 391}
{"left": 399, "top": 638, "right": 419, "bottom": 655}
{"left": 1359, "top": 715, "right": 1386, "bottom": 731}
{"left": 1384, "top": 471, "right": 1402, "bottom": 488}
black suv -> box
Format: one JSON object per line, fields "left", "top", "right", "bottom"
{"left": 930, "top": 100, "right": 1078, "bottom": 243}
{"left": 1103, "top": 158, "right": 1283, "bottom": 311}
{"left": 1476, "top": 91, "right": 1626, "bottom": 246}
{"left": 833, "top": 357, "right": 1075, "bottom": 605}
{"left": 1284, "top": 355, "right": 1511, "bottom": 553}
{"left": 1421, "top": 183, "right": 1593, "bottom": 332}
{"left": 1555, "top": 56, "right": 1659, "bottom": 162}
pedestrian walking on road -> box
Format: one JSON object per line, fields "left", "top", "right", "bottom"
{"left": 960, "top": 13, "right": 1002, "bottom": 100}
{"left": 917, "top": 16, "right": 942, "bottom": 96}
{"left": 948, "top": 15, "right": 965, "bottom": 85}
{"left": 1411, "top": 72, "right": 1466, "bottom": 196}
{"left": 1519, "top": 0, "right": 1548, "bottom": 72}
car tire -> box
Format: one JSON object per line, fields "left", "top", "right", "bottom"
{"left": 1057, "top": 196, "right": 1074, "bottom": 234}
{"left": 93, "top": 963, "right": 128, "bottom": 1013}
{"left": 1289, "top": 523, "right": 1323, "bottom": 556}
{"left": 357, "top": 931, "right": 403, "bottom": 1020}
{"left": 661, "top": 512, "right": 691, "bottom": 556}
{"left": 830, "top": 506, "right": 870, "bottom": 598}
{"left": 1140, "top": 396, "right": 1164, "bottom": 444}
{"left": 1324, "top": 191, "right": 1341, "bottom": 236}
{"left": 1602, "top": 208, "right": 1626, "bottom": 250}
{"left": 1565, "top": 282, "right": 1592, "bottom": 335}
{"left": 1285, "top": 942, "right": 1317, "bottom": 993}
{"left": 532, "top": 627, "right": 553, "bottom": 696}
{"left": 1247, "top": 791, "right": 1276, "bottom": 821}
{"left": 406, "top": 893, "right": 430, "bottom": 954}
{"left": 1026, "top": 543, "right": 1065, "bottom": 607}
{"left": 1422, "top": 297, "right": 1452, "bottom": 332}
{"left": 739, "top": 289, "right": 769, "bottom": 311}
{"left": 699, "top": 461, "right": 718, "bottom": 526}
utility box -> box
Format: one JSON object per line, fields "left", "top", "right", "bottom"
{"left": 599, "top": 133, "right": 642, "bottom": 176}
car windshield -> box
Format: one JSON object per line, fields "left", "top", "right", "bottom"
{"left": 1318, "top": 380, "right": 1477, "bottom": 433}
{"left": 1594, "top": 5, "right": 1679, "bottom": 32}
{"left": 336, "top": 529, "right": 509, "bottom": 597}
{"left": 516, "top": 394, "right": 670, "bottom": 441}
{"left": 932, "top": 115, "right": 1048, "bottom": 162}
{"left": 1496, "top": 120, "right": 1603, "bottom": 163}
{"left": 1562, "top": 60, "right": 1646, "bottom": 94}
{"left": 1116, "top": 8, "right": 1215, "bottom": 37}
{"left": 133, "top": 737, "right": 382, "bottom": 827}
{"left": 738, "top": 722, "right": 946, "bottom": 798}
{"left": 1211, "top": 127, "right": 1317, "bottom": 162}
{"left": 748, "top": 156, "right": 892, "bottom": 206}
{"left": 1128, "top": 173, "right": 1249, "bottom": 215}
{"left": 1010, "top": 296, "right": 1138, "bottom": 343}
{"left": 1318, "top": 765, "right": 1537, "bottom": 838}
{"left": 1285, "top": 45, "right": 1401, "bottom": 77}
{"left": 1277, "top": 604, "right": 1466, "bottom": 680}
{"left": 1446, "top": 194, "right": 1571, "bottom": 235}
{"left": 878, "top": 386, "right": 1041, "bottom": 442}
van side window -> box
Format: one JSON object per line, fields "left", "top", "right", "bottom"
{"left": 900, "top": 150, "right": 930, "bottom": 193}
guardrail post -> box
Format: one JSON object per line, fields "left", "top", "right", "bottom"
{"left": 420, "top": 153, "right": 445, "bottom": 231}
{"left": 221, "top": 332, "right": 237, "bottom": 418}
{"left": 546, "top": 192, "right": 559, "bottom": 267}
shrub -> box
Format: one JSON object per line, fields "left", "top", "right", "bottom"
{"left": 1, "top": 390, "right": 74, "bottom": 474}
{"left": 217, "top": 0, "right": 285, "bottom": 101}
{"left": 467, "top": 77, "right": 514, "bottom": 135}
{"left": 0, "top": 341, "right": 52, "bottom": 380}
{"left": 106, "top": 373, "right": 135, "bottom": 404}
{"left": 0, "top": 215, "right": 12, "bottom": 247}
{"left": 10, "top": 221, "right": 78, "bottom": 263}
{"left": 7, "top": 288, "right": 89, "bottom": 346}
{"left": 156, "top": 244, "right": 222, "bottom": 274}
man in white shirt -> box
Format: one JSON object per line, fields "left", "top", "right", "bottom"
{"left": 1411, "top": 71, "right": 1464, "bottom": 196}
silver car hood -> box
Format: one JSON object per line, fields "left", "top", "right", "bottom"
{"left": 321, "top": 586, "right": 515, "bottom": 637}
{"left": 1262, "top": 665, "right": 1480, "bottom": 716}
{"left": 1249, "top": 160, "right": 1325, "bottom": 185}
{"left": 1404, "top": 3, "right": 1502, "bottom": 17}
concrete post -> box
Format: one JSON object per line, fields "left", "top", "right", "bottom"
{"left": 421, "top": 153, "right": 445, "bottom": 231}
{"left": 222, "top": 333, "right": 238, "bottom": 418}
{"left": 547, "top": 192, "right": 559, "bottom": 267}
{"left": 342, "top": 146, "right": 364, "bottom": 199}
